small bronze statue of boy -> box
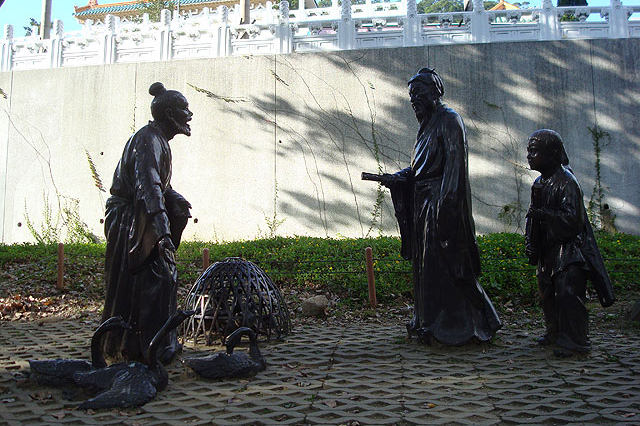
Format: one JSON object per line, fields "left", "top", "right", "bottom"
{"left": 525, "top": 129, "right": 615, "bottom": 357}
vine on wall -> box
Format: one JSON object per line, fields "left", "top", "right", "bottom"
{"left": 587, "top": 125, "right": 612, "bottom": 231}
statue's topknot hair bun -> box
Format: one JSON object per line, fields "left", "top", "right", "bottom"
{"left": 149, "top": 82, "right": 166, "bottom": 97}
{"left": 408, "top": 67, "right": 444, "bottom": 97}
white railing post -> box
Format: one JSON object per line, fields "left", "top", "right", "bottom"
{"left": 274, "top": 1, "right": 293, "bottom": 54}
{"left": 403, "top": 0, "right": 421, "bottom": 46}
{"left": 219, "top": 6, "right": 231, "bottom": 57}
{"left": 604, "top": 0, "right": 630, "bottom": 38}
{"left": 298, "top": 0, "right": 306, "bottom": 19}
{"left": 142, "top": 13, "right": 150, "bottom": 31}
{"left": 160, "top": 9, "right": 172, "bottom": 61}
{"left": 82, "top": 19, "right": 93, "bottom": 36}
{"left": 539, "top": 0, "right": 560, "bottom": 40}
{"left": 103, "top": 14, "right": 117, "bottom": 64}
{"left": 1, "top": 25, "right": 13, "bottom": 72}
{"left": 338, "top": 0, "right": 356, "bottom": 49}
{"left": 471, "top": 0, "right": 490, "bottom": 42}
{"left": 50, "top": 19, "right": 64, "bottom": 68}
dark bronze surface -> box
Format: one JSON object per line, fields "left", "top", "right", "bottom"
{"left": 73, "top": 310, "right": 193, "bottom": 409}
{"left": 369, "top": 68, "right": 502, "bottom": 346}
{"left": 525, "top": 129, "right": 615, "bottom": 355}
{"left": 28, "top": 316, "right": 130, "bottom": 386}
{"left": 181, "top": 327, "right": 266, "bottom": 380}
{"left": 182, "top": 257, "right": 291, "bottom": 345}
{"left": 101, "top": 82, "right": 193, "bottom": 365}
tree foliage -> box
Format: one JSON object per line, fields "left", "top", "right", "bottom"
{"left": 417, "top": 0, "right": 463, "bottom": 13}
{"left": 558, "top": 0, "right": 587, "bottom": 6}
{"left": 136, "top": 0, "right": 175, "bottom": 22}
{"left": 416, "top": 0, "right": 508, "bottom": 13}
{"left": 23, "top": 18, "right": 40, "bottom": 37}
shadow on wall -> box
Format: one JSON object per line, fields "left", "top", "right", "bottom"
{"left": 3, "top": 39, "right": 638, "bottom": 243}
{"left": 186, "top": 39, "right": 639, "bottom": 237}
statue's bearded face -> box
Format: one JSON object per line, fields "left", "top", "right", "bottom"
{"left": 167, "top": 95, "right": 193, "bottom": 137}
{"left": 409, "top": 81, "right": 439, "bottom": 123}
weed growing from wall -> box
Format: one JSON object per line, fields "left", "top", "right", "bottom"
{"left": 24, "top": 194, "right": 60, "bottom": 245}
{"left": 587, "top": 125, "right": 611, "bottom": 230}
{"left": 85, "top": 149, "right": 106, "bottom": 193}
{"left": 366, "top": 124, "right": 386, "bottom": 238}
{"left": 24, "top": 195, "right": 99, "bottom": 244}
{"left": 263, "top": 180, "right": 286, "bottom": 238}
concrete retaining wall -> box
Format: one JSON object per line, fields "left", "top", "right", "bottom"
{"left": 1, "top": 38, "right": 638, "bottom": 243}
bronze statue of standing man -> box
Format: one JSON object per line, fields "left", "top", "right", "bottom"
{"left": 102, "top": 82, "right": 193, "bottom": 364}
{"left": 377, "top": 68, "right": 501, "bottom": 345}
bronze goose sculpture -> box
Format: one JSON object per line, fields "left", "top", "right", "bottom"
{"left": 181, "top": 327, "right": 266, "bottom": 379}
{"left": 73, "top": 309, "right": 194, "bottom": 409}
{"left": 28, "top": 316, "right": 131, "bottom": 386}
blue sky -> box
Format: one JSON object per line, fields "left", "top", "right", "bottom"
{"left": 1, "top": 0, "right": 87, "bottom": 34}
{"left": 0, "top": 0, "right": 619, "bottom": 37}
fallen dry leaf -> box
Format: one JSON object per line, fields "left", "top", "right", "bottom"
{"left": 29, "top": 391, "right": 52, "bottom": 401}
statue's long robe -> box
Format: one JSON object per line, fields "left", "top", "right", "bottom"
{"left": 526, "top": 165, "right": 614, "bottom": 308}
{"left": 394, "top": 104, "right": 501, "bottom": 345}
{"left": 102, "top": 121, "right": 190, "bottom": 363}
{"left": 525, "top": 165, "right": 614, "bottom": 351}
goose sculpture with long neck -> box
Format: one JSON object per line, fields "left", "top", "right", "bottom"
{"left": 29, "top": 316, "right": 131, "bottom": 386}
{"left": 181, "top": 327, "right": 266, "bottom": 380}
{"left": 73, "top": 309, "right": 193, "bottom": 410}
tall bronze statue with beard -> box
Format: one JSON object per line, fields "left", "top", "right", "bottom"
{"left": 380, "top": 68, "right": 501, "bottom": 345}
{"left": 102, "top": 82, "right": 193, "bottom": 364}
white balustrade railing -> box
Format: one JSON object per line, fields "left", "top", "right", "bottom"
{"left": 1, "top": 0, "right": 639, "bottom": 71}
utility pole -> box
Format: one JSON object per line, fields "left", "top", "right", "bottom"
{"left": 40, "top": 0, "right": 52, "bottom": 39}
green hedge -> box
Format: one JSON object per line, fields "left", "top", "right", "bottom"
{"left": 1, "top": 233, "right": 638, "bottom": 306}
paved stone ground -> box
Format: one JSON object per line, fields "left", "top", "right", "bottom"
{"left": 0, "top": 317, "right": 638, "bottom": 426}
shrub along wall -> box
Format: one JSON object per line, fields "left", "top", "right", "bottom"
{"left": 1, "top": 233, "right": 638, "bottom": 306}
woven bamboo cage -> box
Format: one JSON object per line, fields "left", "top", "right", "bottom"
{"left": 181, "top": 257, "right": 291, "bottom": 345}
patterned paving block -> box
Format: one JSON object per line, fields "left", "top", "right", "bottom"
{"left": 403, "top": 405, "right": 501, "bottom": 425}
{"left": 1, "top": 319, "right": 639, "bottom": 425}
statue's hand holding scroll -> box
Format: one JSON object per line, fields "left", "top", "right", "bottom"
{"left": 361, "top": 172, "right": 407, "bottom": 189}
